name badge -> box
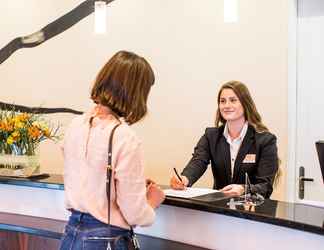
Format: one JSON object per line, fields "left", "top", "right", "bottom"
{"left": 243, "top": 154, "right": 256, "bottom": 163}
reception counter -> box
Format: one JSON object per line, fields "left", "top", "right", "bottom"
{"left": 0, "top": 175, "right": 324, "bottom": 250}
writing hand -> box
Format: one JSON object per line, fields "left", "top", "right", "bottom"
{"left": 170, "top": 174, "right": 189, "bottom": 190}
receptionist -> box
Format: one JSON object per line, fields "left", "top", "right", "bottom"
{"left": 170, "top": 81, "right": 279, "bottom": 198}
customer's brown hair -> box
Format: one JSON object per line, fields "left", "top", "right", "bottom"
{"left": 91, "top": 51, "right": 155, "bottom": 124}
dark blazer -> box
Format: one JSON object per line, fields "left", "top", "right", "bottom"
{"left": 182, "top": 125, "right": 278, "bottom": 198}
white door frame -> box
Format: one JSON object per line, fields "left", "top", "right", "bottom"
{"left": 287, "top": 0, "right": 298, "bottom": 203}
{"left": 287, "top": 0, "right": 324, "bottom": 207}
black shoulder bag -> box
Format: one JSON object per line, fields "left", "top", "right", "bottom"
{"left": 106, "top": 123, "right": 140, "bottom": 250}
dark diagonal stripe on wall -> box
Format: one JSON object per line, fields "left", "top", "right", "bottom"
{"left": 0, "top": 102, "right": 83, "bottom": 115}
{"left": 0, "top": 0, "right": 116, "bottom": 65}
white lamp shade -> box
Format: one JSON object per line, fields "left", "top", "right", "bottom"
{"left": 224, "top": 0, "right": 239, "bottom": 23}
{"left": 94, "top": 1, "right": 107, "bottom": 34}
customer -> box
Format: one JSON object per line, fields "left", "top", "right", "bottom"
{"left": 170, "top": 81, "right": 279, "bottom": 198}
{"left": 60, "top": 51, "right": 165, "bottom": 250}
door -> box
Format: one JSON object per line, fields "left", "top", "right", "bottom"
{"left": 296, "top": 0, "right": 324, "bottom": 204}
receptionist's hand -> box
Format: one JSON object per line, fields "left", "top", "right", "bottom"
{"left": 170, "top": 174, "right": 189, "bottom": 190}
{"left": 220, "top": 184, "right": 244, "bottom": 197}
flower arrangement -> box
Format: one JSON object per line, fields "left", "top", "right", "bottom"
{"left": 0, "top": 109, "right": 60, "bottom": 156}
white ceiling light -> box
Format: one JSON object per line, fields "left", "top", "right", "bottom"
{"left": 94, "top": 1, "right": 107, "bottom": 34}
{"left": 224, "top": 0, "right": 238, "bottom": 23}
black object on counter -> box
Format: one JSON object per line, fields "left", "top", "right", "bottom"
{"left": 316, "top": 141, "right": 324, "bottom": 183}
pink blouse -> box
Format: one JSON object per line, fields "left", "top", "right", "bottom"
{"left": 63, "top": 105, "right": 155, "bottom": 229}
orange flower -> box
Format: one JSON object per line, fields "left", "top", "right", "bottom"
{"left": 1, "top": 109, "right": 60, "bottom": 155}
{"left": 28, "top": 126, "right": 41, "bottom": 139}
{"left": 18, "top": 113, "right": 30, "bottom": 122}
{"left": 14, "top": 120, "right": 24, "bottom": 129}
{"left": 43, "top": 128, "right": 50, "bottom": 137}
{"left": 3, "top": 121, "right": 14, "bottom": 132}
{"left": 12, "top": 131, "right": 20, "bottom": 141}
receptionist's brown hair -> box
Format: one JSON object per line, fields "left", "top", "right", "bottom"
{"left": 215, "top": 80, "right": 281, "bottom": 186}
{"left": 215, "top": 80, "right": 268, "bottom": 133}
{"left": 91, "top": 50, "right": 155, "bottom": 124}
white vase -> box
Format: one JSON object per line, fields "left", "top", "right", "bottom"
{"left": 0, "top": 153, "right": 40, "bottom": 177}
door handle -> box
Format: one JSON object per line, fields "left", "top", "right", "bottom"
{"left": 300, "top": 177, "right": 314, "bottom": 182}
{"left": 299, "top": 166, "right": 314, "bottom": 199}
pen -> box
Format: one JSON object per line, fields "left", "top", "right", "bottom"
{"left": 173, "top": 167, "right": 183, "bottom": 182}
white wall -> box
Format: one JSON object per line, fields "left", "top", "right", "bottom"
{"left": 0, "top": 0, "right": 288, "bottom": 200}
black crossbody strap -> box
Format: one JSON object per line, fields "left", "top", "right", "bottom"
{"left": 107, "top": 123, "right": 121, "bottom": 225}
{"left": 106, "top": 122, "right": 140, "bottom": 250}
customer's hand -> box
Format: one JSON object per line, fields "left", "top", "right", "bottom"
{"left": 170, "top": 174, "right": 189, "bottom": 190}
{"left": 147, "top": 184, "right": 165, "bottom": 209}
{"left": 220, "top": 184, "right": 244, "bottom": 196}
{"left": 146, "top": 178, "right": 156, "bottom": 187}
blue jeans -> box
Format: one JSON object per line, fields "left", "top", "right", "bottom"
{"left": 59, "top": 210, "right": 131, "bottom": 250}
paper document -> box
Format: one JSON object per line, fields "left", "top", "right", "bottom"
{"left": 164, "top": 187, "right": 218, "bottom": 198}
